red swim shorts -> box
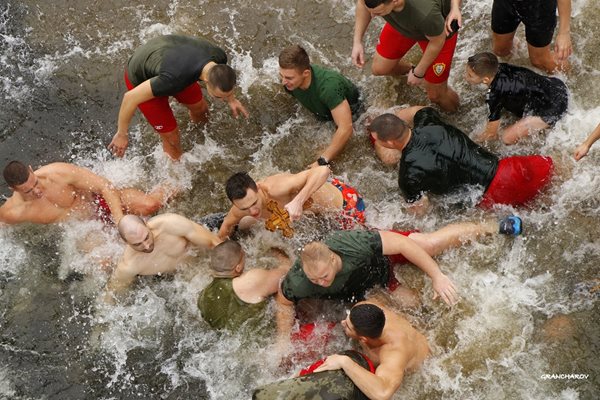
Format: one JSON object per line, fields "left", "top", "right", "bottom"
{"left": 92, "top": 193, "right": 114, "bottom": 225}
{"left": 124, "top": 71, "right": 204, "bottom": 134}
{"left": 479, "top": 155, "right": 554, "bottom": 208}
{"left": 376, "top": 23, "right": 458, "bottom": 84}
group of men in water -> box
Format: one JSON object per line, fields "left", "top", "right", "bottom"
{"left": 1, "top": 0, "right": 596, "bottom": 398}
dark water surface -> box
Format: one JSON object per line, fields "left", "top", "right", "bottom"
{"left": 1, "top": 0, "right": 599, "bottom": 399}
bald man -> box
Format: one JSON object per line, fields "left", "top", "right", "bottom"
{"left": 104, "top": 213, "right": 221, "bottom": 301}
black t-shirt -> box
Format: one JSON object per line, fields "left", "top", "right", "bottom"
{"left": 399, "top": 108, "right": 499, "bottom": 202}
{"left": 127, "top": 35, "right": 227, "bottom": 97}
{"left": 487, "top": 63, "right": 567, "bottom": 121}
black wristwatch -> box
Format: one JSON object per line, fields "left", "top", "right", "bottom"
{"left": 317, "top": 156, "right": 330, "bottom": 166}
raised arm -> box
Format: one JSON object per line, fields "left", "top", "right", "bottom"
{"left": 109, "top": 80, "right": 155, "bottom": 157}
{"left": 54, "top": 163, "right": 125, "bottom": 223}
{"left": 379, "top": 230, "right": 457, "bottom": 305}
{"left": 266, "top": 166, "right": 330, "bottom": 221}
{"left": 574, "top": 123, "right": 600, "bottom": 161}
{"left": 352, "top": 0, "right": 373, "bottom": 68}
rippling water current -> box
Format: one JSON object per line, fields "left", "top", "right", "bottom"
{"left": 0, "top": 0, "right": 598, "bottom": 399}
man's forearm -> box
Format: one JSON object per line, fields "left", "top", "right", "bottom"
{"left": 557, "top": 0, "right": 572, "bottom": 35}
{"left": 353, "top": 0, "right": 372, "bottom": 45}
{"left": 341, "top": 357, "right": 400, "bottom": 400}
{"left": 415, "top": 36, "right": 445, "bottom": 77}
{"left": 321, "top": 124, "right": 353, "bottom": 162}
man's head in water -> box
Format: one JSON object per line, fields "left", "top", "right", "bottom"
{"left": 278, "top": 45, "right": 312, "bottom": 91}
{"left": 3, "top": 161, "right": 44, "bottom": 199}
{"left": 342, "top": 303, "right": 386, "bottom": 341}
{"left": 206, "top": 64, "right": 237, "bottom": 101}
{"left": 118, "top": 215, "right": 155, "bottom": 253}
{"left": 363, "top": 0, "right": 404, "bottom": 17}
{"left": 300, "top": 242, "right": 343, "bottom": 287}
{"left": 209, "top": 240, "right": 245, "bottom": 278}
{"left": 369, "top": 113, "right": 411, "bottom": 150}
{"left": 465, "top": 52, "right": 499, "bottom": 87}
{"left": 225, "top": 172, "right": 263, "bottom": 218}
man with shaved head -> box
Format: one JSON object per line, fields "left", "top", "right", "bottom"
{"left": 104, "top": 213, "right": 221, "bottom": 301}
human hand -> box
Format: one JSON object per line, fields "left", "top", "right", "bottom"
{"left": 313, "top": 354, "right": 348, "bottom": 372}
{"left": 432, "top": 273, "right": 458, "bottom": 306}
{"left": 108, "top": 132, "right": 128, "bottom": 157}
{"left": 474, "top": 130, "right": 498, "bottom": 143}
{"left": 228, "top": 98, "right": 249, "bottom": 119}
{"left": 351, "top": 42, "right": 365, "bottom": 68}
{"left": 284, "top": 199, "right": 303, "bottom": 222}
{"left": 444, "top": 9, "right": 462, "bottom": 36}
{"left": 554, "top": 33, "right": 572, "bottom": 62}
{"left": 574, "top": 143, "right": 590, "bottom": 161}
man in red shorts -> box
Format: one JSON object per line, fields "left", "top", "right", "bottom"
{"left": 352, "top": 0, "right": 462, "bottom": 112}
{"left": 108, "top": 35, "right": 249, "bottom": 160}
{"left": 368, "top": 106, "right": 554, "bottom": 214}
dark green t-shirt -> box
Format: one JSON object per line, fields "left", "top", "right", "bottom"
{"left": 383, "top": 0, "right": 450, "bottom": 41}
{"left": 281, "top": 230, "right": 389, "bottom": 303}
{"left": 127, "top": 34, "right": 227, "bottom": 97}
{"left": 286, "top": 64, "right": 360, "bottom": 121}
{"left": 198, "top": 278, "right": 268, "bottom": 331}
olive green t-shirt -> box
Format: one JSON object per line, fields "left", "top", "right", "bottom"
{"left": 286, "top": 64, "right": 360, "bottom": 121}
{"left": 383, "top": 0, "right": 450, "bottom": 41}
{"left": 127, "top": 34, "right": 227, "bottom": 97}
{"left": 281, "top": 230, "right": 389, "bottom": 303}
{"left": 198, "top": 278, "right": 268, "bottom": 331}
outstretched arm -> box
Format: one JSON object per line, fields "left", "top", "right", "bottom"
{"left": 109, "top": 80, "right": 155, "bottom": 157}
{"left": 55, "top": 163, "right": 125, "bottom": 223}
{"left": 156, "top": 213, "right": 221, "bottom": 248}
{"left": 352, "top": 0, "right": 373, "bottom": 68}
{"left": 267, "top": 166, "right": 330, "bottom": 221}
{"left": 574, "top": 123, "right": 600, "bottom": 161}
{"left": 311, "top": 100, "right": 354, "bottom": 167}
{"left": 218, "top": 208, "right": 244, "bottom": 240}
{"left": 379, "top": 230, "right": 458, "bottom": 305}
{"left": 314, "top": 350, "right": 407, "bottom": 400}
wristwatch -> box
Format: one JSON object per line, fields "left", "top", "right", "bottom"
{"left": 317, "top": 156, "right": 330, "bottom": 166}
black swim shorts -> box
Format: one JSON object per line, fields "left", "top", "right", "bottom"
{"left": 491, "top": 0, "right": 557, "bottom": 48}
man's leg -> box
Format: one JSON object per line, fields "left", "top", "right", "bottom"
{"left": 424, "top": 81, "right": 459, "bottom": 113}
{"left": 158, "top": 128, "right": 183, "bottom": 160}
{"left": 371, "top": 53, "right": 412, "bottom": 77}
{"left": 406, "top": 220, "right": 499, "bottom": 257}
{"left": 492, "top": 31, "right": 517, "bottom": 57}
{"left": 184, "top": 98, "right": 209, "bottom": 123}
{"left": 527, "top": 44, "right": 568, "bottom": 74}
{"left": 502, "top": 116, "right": 549, "bottom": 145}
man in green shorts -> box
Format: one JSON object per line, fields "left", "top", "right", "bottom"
{"left": 276, "top": 217, "right": 521, "bottom": 340}
{"left": 198, "top": 241, "right": 291, "bottom": 331}
{"left": 279, "top": 45, "right": 361, "bottom": 168}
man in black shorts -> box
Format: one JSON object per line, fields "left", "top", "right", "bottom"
{"left": 491, "top": 0, "right": 572, "bottom": 73}
{"left": 465, "top": 52, "right": 568, "bottom": 144}
{"left": 108, "top": 35, "right": 249, "bottom": 160}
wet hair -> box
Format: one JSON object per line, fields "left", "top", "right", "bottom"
{"left": 364, "top": 0, "right": 391, "bottom": 8}
{"left": 300, "top": 242, "right": 331, "bottom": 271}
{"left": 117, "top": 214, "right": 146, "bottom": 242}
{"left": 467, "top": 52, "right": 499, "bottom": 78}
{"left": 3, "top": 161, "right": 30, "bottom": 187}
{"left": 210, "top": 240, "right": 243, "bottom": 276}
{"left": 350, "top": 303, "right": 386, "bottom": 338}
{"left": 207, "top": 64, "right": 237, "bottom": 92}
{"left": 225, "top": 172, "right": 258, "bottom": 202}
{"left": 369, "top": 113, "right": 410, "bottom": 142}
{"left": 278, "top": 45, "right": 311, "bottom": 72}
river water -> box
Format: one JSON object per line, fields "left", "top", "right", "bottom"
{"left": 0, "top": 0, "right": 598, "bottom": 399}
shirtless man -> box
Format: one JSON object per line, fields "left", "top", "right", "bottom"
{"left": 218, "top": 166, "right": 365, "bottom": 239}
{"left": 0, "top": 161, "right": 165, "bottom": 225}
{"left": 104, "top": 213, "right": 221, "bottom": 301}
{"left": 198, "top": 240, "right": 291, "bottom": 331}
{"left": 314, "top": 301, "right": 429, "bottom": 399}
